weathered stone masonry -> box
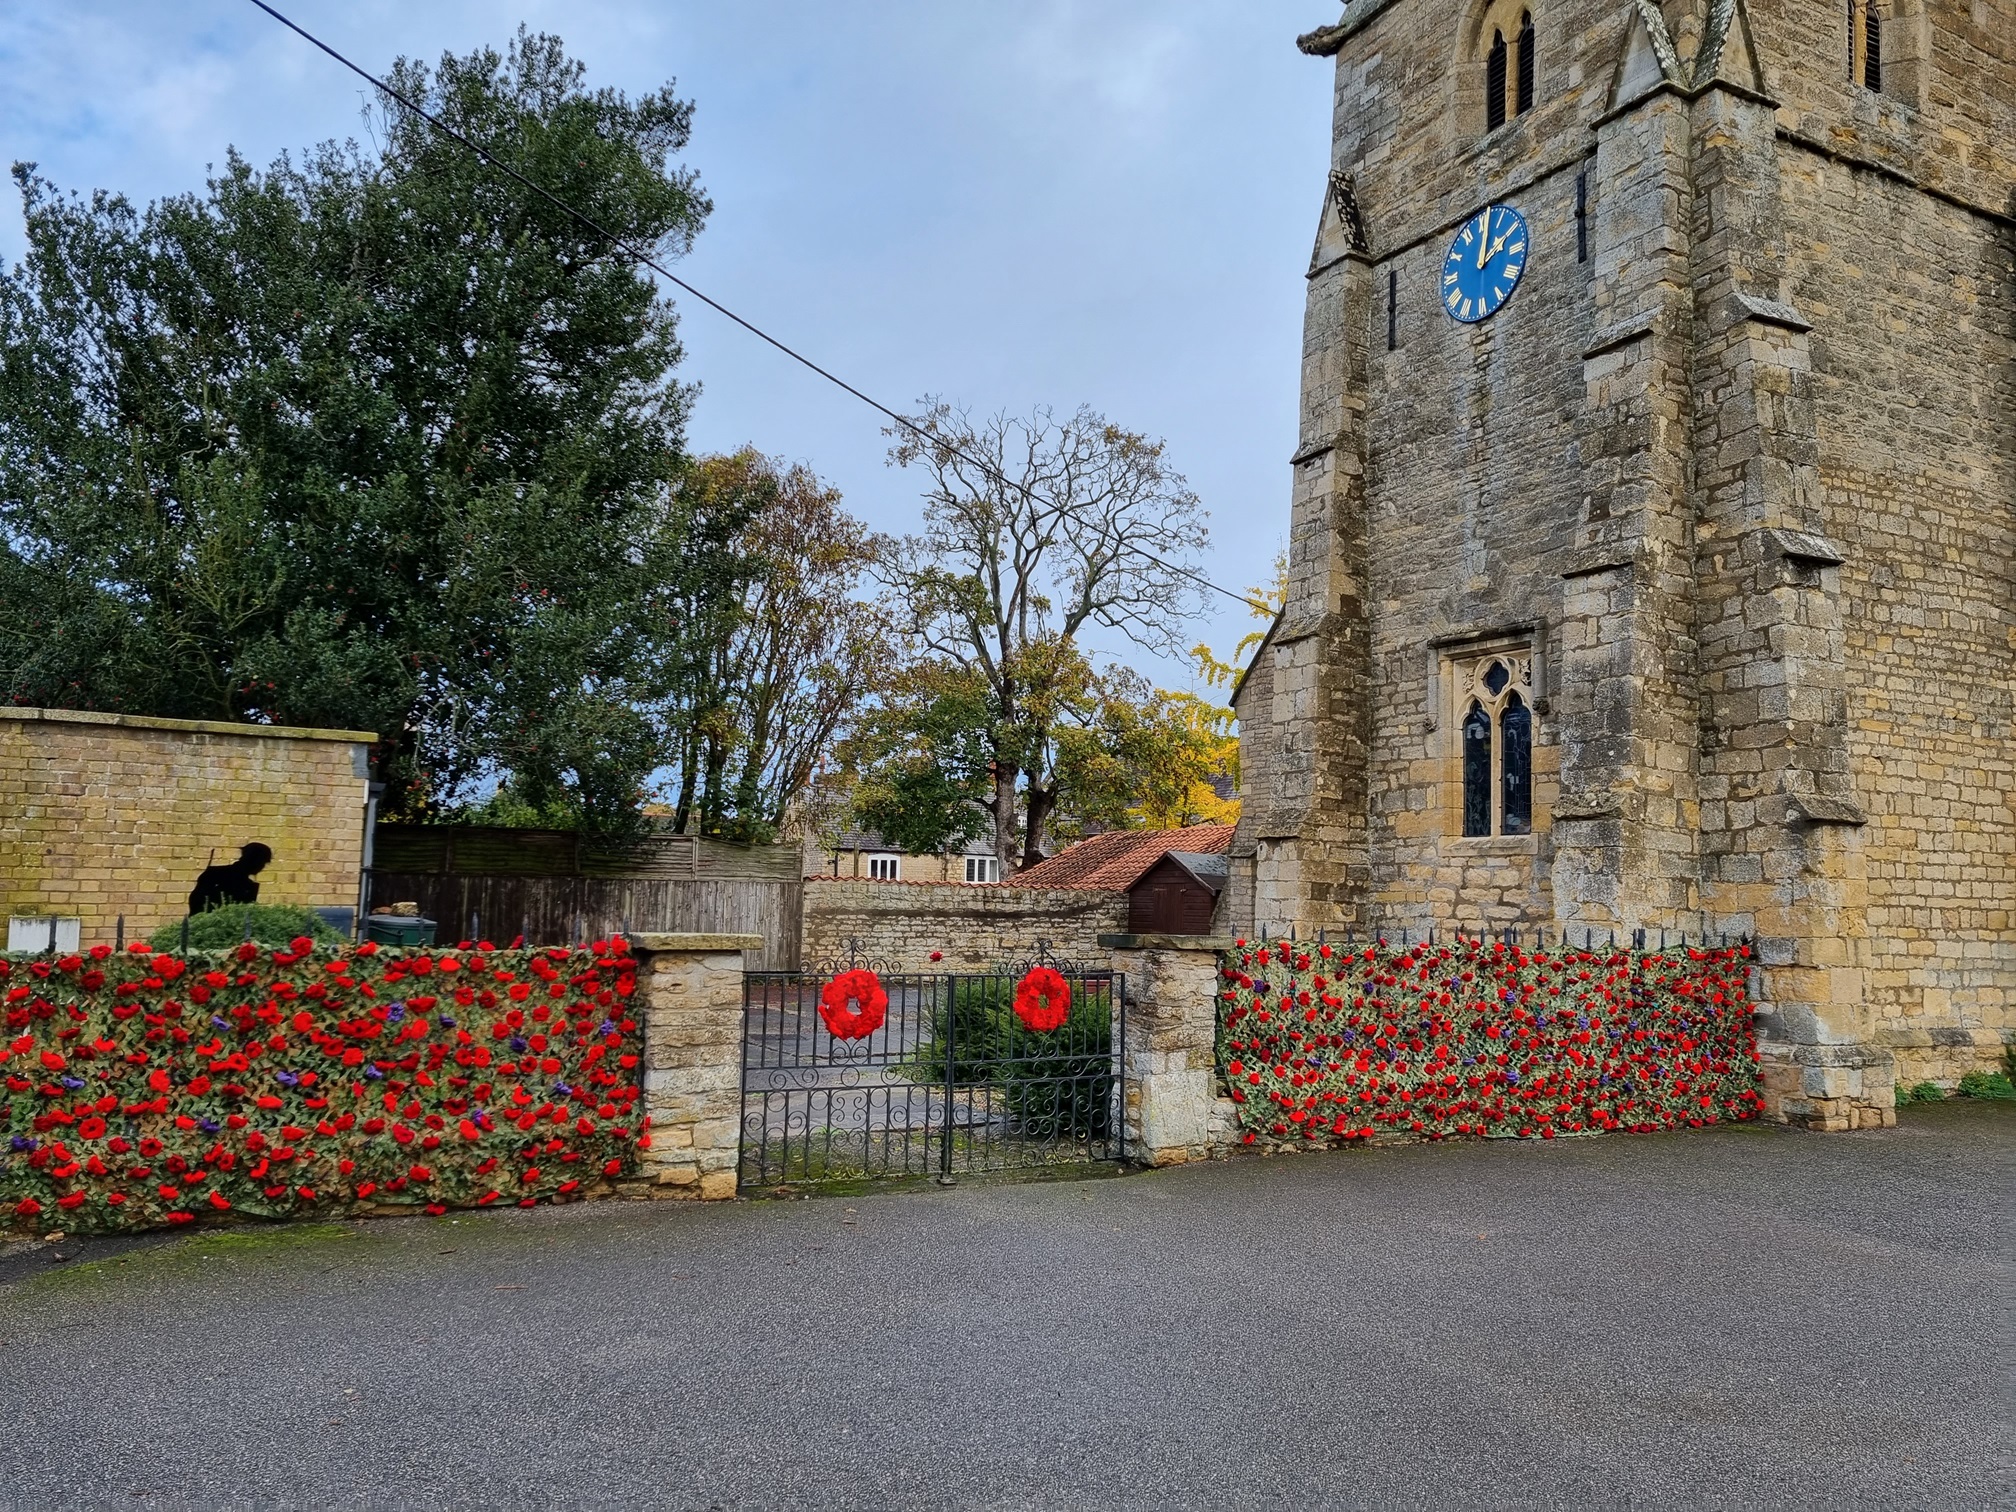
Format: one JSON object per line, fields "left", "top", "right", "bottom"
{"left": 802, "top": 879, "right": 1128, "bottom": 973}
{"left": 0, "top": 707, "right": 374, "bottom": 940}
{"left": 1233, "top": 0, "right": 2013, "bottom": 1127}
{"left": 631, "top": 933, "right": 762, "bottom": 1200}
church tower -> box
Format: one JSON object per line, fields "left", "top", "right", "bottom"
{"left": 1227, "top": 0, "right": 2014, "bottom": 1126}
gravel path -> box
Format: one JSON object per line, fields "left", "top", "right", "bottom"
{"left": 0, "top": 1103, "right": 2008, "bottom": 1511}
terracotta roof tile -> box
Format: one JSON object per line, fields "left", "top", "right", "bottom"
{"left": 1010, "top": 824, "right": 1235, "bottom": 892}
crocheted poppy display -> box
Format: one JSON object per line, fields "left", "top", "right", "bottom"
{"left": 1012, "top": 966, "right": 1072, "bottom": 1033}
{"left": 817, "top": 968, "right": 887, "bottom": 1041}
{"left": 1, "top": 937, "right": 644, "bottom": 1234}
{"left": 1218, "top": 938, "right": 1762, "bottom": 1145}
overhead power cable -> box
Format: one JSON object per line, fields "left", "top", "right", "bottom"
{"left": 243, "top": 0, "right": 1275, "bottom": 619}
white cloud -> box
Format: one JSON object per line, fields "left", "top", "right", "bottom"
{"left": 0, "top": 0, "right": 1329, "bottom": 686}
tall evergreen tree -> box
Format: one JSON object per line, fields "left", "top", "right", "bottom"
{"left": 0, "top": 31, "right": 720, "bottom": 829}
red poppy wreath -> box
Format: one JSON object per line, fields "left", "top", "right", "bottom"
{"left": 1013, "top": 966, "right": 1071, "bottom": 1033}
{"left": 818, "top": 968, "right": 888, "bottom": 1041}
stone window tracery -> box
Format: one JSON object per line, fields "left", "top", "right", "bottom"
{"left": 1476, "top": 1, "right": 1537, "bottom": 134}
{"left": 1453, "top": 649, "right": 1535, "bottom": 838}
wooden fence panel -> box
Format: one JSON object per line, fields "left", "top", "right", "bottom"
{"left": 366, "top": 873, "right": 803, "bottom": 971}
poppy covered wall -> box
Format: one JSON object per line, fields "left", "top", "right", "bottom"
{"left": 2, "top": 930, "right": 756, "bottom": 1234}
{"left": 1217, "top": 936, "right": 1763, "bottom": 1145}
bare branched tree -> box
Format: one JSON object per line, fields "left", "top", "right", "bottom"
{"left": 885, "top": 399, "right": 1208, "bottom": 870}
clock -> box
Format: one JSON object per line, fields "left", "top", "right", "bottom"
{"left": 1440, "top": 204, "right": 1530, "bottom": 323}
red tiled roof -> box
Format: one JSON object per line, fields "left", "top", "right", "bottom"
{"left": 1010, "top": 825, "right": 1235, "bottom": 892}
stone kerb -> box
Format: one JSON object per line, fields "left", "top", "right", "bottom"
{"left": 1102, "top": 933, "right": 1238, "bottom": 1167}
{"left": 629, "top": 933, "right": 759, "bottom": 1200}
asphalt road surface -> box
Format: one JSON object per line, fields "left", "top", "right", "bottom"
{"left": 0, "top": 1104, "right": 2008, "bottom": 1511}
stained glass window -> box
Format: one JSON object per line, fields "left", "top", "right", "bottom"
{"left": 1451, "top": 648, "right": 1537, "bottom": 839}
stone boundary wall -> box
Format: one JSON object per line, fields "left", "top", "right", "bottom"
{"left": 802, "top": 879, "right": 1128, "bottom": 973}
{"left": 631, "top": 933, "right": 759, "bottom": 1200}
{"left": 1104, "top": 933, "right": 1243, "bottom": 1167}
{"left": 0, "top": 707, "right": 375, "bottom": 941}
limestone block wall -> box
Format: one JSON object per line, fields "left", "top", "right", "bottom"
{"left": 1776, "top": 135, "right": 2015, "bottom": 1087}
{"left": 1231, "top": 0, "right": 2014, "bottom": 1118}
{"left": 801, "top": 880, "right": 1128, "bottom": 973}
{"left": 0, "top": 708, "right": 374, "bottom": 941}
{"left": 632, "top": 934, "right": 760, "bottom": 1201}
{"left": 1105, "top": 934, "right": 1241, "bottom": 1166}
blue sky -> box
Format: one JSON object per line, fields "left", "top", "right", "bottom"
{"left": 0, "top": 2, "right": 1337, "bottom": 691}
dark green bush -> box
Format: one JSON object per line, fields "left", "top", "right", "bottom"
{"left": 1957, "top": 1070, "right": 2015, "bottom": 1103}
{"left": 993, "top": 987, "right": 1114, "bottom": 1142}
{"left": 146, "top": 904, "right": 344, "bottom": 953}
{"left": 907, "top": 977, "right": 1115, "bottom": 1143}
{"left": 1896, "top": 1080, "right": 1946, "bottom": 1108}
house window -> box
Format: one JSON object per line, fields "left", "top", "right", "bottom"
{"left": 964, "top": 855, "right": 1000, "bottom": 885}
{"left": 1452, "top": 648, "right": 1536, "bottom": 838}
{"left": 867, "top": 854, "right": 901, "bottom": 882}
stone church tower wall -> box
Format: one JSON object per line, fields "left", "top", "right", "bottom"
{"left": 1231, "top": 0, "right": 2014, "bottom": 1125}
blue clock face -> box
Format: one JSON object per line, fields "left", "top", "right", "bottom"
{"left": 1440, "top": 204, "right": 1530, "bottom": 323}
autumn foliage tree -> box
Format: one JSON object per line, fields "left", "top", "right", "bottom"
{"left": 875, "top": 401, "right": 1210, "bottom": 870}
{"left": 657, "top": 450, "right": 884, "bottom": 842}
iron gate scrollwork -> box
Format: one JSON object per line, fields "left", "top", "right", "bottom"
{"left": 738, "top": 944, "right": 1126, "bottom": 1187}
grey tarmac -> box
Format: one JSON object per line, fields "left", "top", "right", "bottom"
{"left": 0, "top": 1102, "right": 2008, "bottom": 1512}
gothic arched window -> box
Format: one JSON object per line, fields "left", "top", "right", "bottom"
{"left": 1501, "top": 692, "right": 1532, "bottom": 835}
{"left": 1516, "top": 12, "right": 1537, "bottom": 114}
{"left": 1478, "top": 2, "right": 1538, "bottom": 135}
{"left": 1462, "top": 701, "right": 1495, "bottom": 837}
{"left": 1486, "top": 30, "right": 1509, "bottom": 131}
{"left": 1453, "top": 650, "right": 1537, "bottom": 839}
{"left": 1848, "top": 0, "right": 1883, "bottom": 90}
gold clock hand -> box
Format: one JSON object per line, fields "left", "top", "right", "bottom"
{"left": 1476, "top": 210, "right": 1493, "bottom": 269}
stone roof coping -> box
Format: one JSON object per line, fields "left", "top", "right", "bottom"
{"left": 802, "top": 876, "right": 1119, "bottom": 895}
{"left": 1297, "top": 0, "right": 1400, "bottom": 56}
{"left": 0, "top": 706, "right": 376, "bottom": 744}
{"left": 627, "top": 933, "right": 764, "bottom": 952}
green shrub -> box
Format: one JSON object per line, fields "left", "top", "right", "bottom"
{"left": 906, "top": 976, "right": 1115, "bottom": 1143}
{"left": 993, "top": 986, "right": 1114, "bottom": 1142}
{"left": 1896, "top": 1080, "right": 1945, "bottom": 1108}
{"left": 1957, "top": 1070, "right": 2016, "bottom": 1103}
{"left": 146, "top": 904, "right": 344, "bottom": 953}
{"left": 936, "top": 978, "right": 1017, "bottom": 1086}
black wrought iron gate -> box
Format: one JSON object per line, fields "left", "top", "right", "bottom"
{"left": 738, "top": 950, "right": 1126, "bottom": 1188}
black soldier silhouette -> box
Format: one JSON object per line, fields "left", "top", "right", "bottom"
{"left": 189, "top": 843, "right": 273, "bottom": 915}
